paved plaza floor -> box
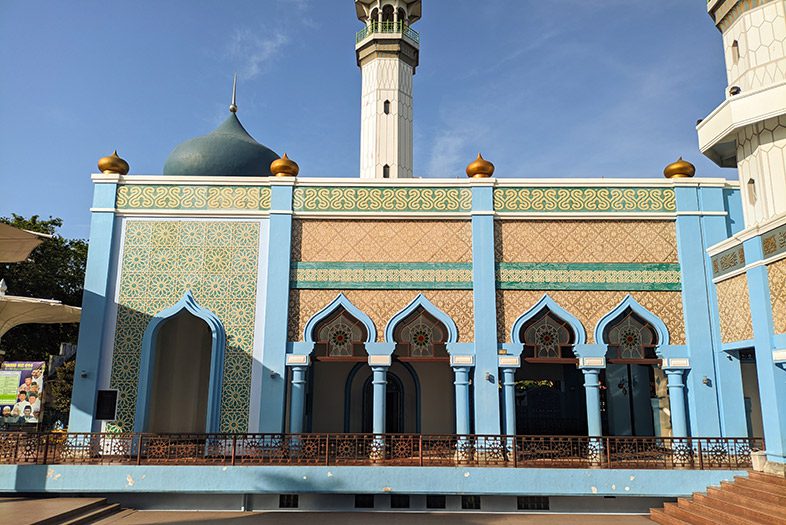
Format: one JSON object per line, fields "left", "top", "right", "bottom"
{"left": 94, "top": 510, "right": 653, "bottom": 524}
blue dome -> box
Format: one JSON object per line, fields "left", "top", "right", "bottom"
{"left": 163, "top": 113, "right": 279, "bottom": 177}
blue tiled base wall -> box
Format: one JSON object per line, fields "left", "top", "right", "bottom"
{"left": 0, "top": 465, "right": 746, "bottom": 497}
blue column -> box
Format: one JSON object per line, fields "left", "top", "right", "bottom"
{"left": 582, "top": 368, "right": 603, "bottom": 436}
{"left": 501, "top": 367, "right": 516, "bottom": 435}
{"left": 665, "top": 369, "right": 688, "bottom": 438}
{"left": 372, "top": 366, "right": 388, "bottom": 435}
{"left": 453, "top": 366, "right": 471, "bottom": 435}
{"left": 744, "top": 237, "right": 786, "bottom": 463}
{"left": 674, "top": 184, "right": 732, "bottom": 436}
{"left": 69, "top": 182, "right": 118, "bottom": 432}
{"left": 289, "top": 365, "right": 308, "bottom": 434}
{"left": 258, "top": 182, "right": 294, "bottom": 433}
{"left": 470, "top": 183, "right": 501, "bottom": 434}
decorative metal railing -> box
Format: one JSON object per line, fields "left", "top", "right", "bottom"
{"left": 0, "top": 433, "right": 761, "bottom": 470}
{"left": 356, "top": 21, "right": 420, "bottom": 44}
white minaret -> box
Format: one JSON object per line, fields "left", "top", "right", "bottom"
{"left": 355, "top": 1, "right": 421, "bottom": 179}
{"left": 699, "top": 1, "right": 786, "bottom": 226}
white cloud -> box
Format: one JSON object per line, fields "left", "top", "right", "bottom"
{"left": 228, "top": 29, "right": 289, "bottom": 80}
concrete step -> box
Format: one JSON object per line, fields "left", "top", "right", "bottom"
{"left": 734, "top": 476, "right": 786, "bottom": 495}
{"left": 710, "top": 485, "right": 786, "bottom": 514}
{"left": 676, "top": 497, "right": 762, "bottom": 525}
{"left": 59, "top": 503, "right": 123, "bottom": 525}
{"left": 748, "top": 471, "right": 786, "bottom": 486}
{"left": 91, "top": 509, "right": 136, "bottom": 525}
{"left": 693, "top": 492, "right": 786, "bottom": 525}
{"left": 720, "top": 480, "right": 786, "bottom": 507}
{"left": 662, "top": 501, "right": 723, "bottom": 525}
{"left": 33, "top": 499, "right": 109, "bottom": 525}
{"left": 650, "top": 507, "right": 692, "bottom": 525}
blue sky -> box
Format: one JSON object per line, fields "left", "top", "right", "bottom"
{"left": 1, "top": 1, "right": 731, "bottom": 239}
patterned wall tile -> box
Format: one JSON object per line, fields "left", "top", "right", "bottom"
{"left": 292, "top": 220, "right": 472, "bottom": 263}
{"left": 496, "top": 290, "right": 686, "bottom": 344}
{"left": 292, "top": 187, "right": 472, "bottom": 213}
{"left": 769, "top": 258, "right": 786, "bottom": 335}
{"left": 495, "top": 221, "right": 679, "bottom": 264}
{"left": 716, "top": 274, "right": 754, "bottom": 343}
{"left": 116, "top": 185, "right": 271, "bottom": 211}
{"left": 493, "top": 187, "right": 676, "bottom": 213}
{"left": 108, "top": 220, "right": 260, "bottom": 433}
{"left": 289, "top": 289, "right": 474, "bottom": 342}
{"left": 711, "top": 245, "right": 746, "bottom": 278}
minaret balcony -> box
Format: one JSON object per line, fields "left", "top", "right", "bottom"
{"left": 356, "top": 20, "right": 420, "bottom": 45}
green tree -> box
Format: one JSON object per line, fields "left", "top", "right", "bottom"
{"left": 0, "top": 214, "right": 87, "bottom": 361}
{"left": 42, "top": 359, "right": 75, "bottom": 427}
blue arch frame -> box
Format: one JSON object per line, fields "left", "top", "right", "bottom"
{"left": 593, "top": 294, "right": 670, "bottom": 354}
{"left": 384, "top": 293, "right": 459, "bottom": 343}
{"left": 510, "top": 294, "right": 587, "bottom": 347}
{"left": 303, "top": 293, "right": 377, "bottom": 344}
{"left": 134, "top": 291, "right": 226, "bottom": 433}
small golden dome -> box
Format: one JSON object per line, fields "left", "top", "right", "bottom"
{"left": 97, "top": 150, "right": 129, "bottom": 175}
{"left": 466, "top": 153, "right": 495, "bottom": 178}
{"left": 663, "top": 157, "right": 696, "bottom": 179}
{"left": 270, "top": 153, "right": 299, "bottom": 177}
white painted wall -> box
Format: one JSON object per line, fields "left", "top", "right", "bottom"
{"left": 359, "top": 57, "right": 414, "bottom": 179}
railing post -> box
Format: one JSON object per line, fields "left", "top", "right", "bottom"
{"left": 419, "top": 434, "right": 423, "bottom": 467}
{"left": 513, "top": 436, "right": 518, "bottom": 468}
{"left": 42, "top": 433, "right": 49, "bottom": 465}
{"left": 605, "top": 437, "right": 611, "bottom": 467}
{"left": 231, "top": 434, "right": 237, "bottom": 466}
{"left": 697, "top": 440, "right": 704, "bottom": 470}
{"left": 136, "top": 434, "right": 143, "bottom": 465}
{"left": 325, "top": 434, "right": 330, "bottom": 466}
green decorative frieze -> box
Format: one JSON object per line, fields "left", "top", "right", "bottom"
{"left": 496, "top": 262, "right": 682, "bottom": 291}
{"left": 116, "top": 185, "right": 271, "bottom": 211}
{"left": 292, "top": 187, "right": 472, "bottom": 213}
{"left": 291, "top": 261, "right": 681, "bottom": 291}
{"left": 291, "top": 262, "right": 473, "bottom": 289}
{"left": 711, "top": 245, "right": 746, "bottom": 278}
{"left": 493, "top": 187, "right": 676, "bottom": 213}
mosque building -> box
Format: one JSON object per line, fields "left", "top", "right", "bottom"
{"left": 5, "top": 0, "right": 786, "bottom": 514}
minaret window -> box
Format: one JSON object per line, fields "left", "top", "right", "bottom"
{"left": 732, "top": 40, "right": 740, "bottom": 65}
{"left": 747, "top": 177, "right": 757, "bottom": 205}
{"left": 382, "top": 4, "right": 394, "bottom": 23}
{"left": 397, "top": 8, "right": 407, "bottom": 24}
{"left": 384, "top": 100, "right": 391, "bottom": 115}
{"left": 371, "top": 8, "right": 379, "bottom": 23}
{"left": 383, "top": 165, "right": 390, "bottom": 178}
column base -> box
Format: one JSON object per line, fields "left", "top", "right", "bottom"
{"left": 762, "top": 452, "right": 786, "bottom": 477}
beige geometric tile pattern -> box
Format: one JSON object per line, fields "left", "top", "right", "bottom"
{"left": 109, "top": 220, "right": 260, "bottom": 433}
{"left": 716, "top": 274, "right": 754, "bottom": 343}
{"left": 289, "top": 289, "right": 474, "bottom": 342}
{"left": 292, "top": 220, "right": 473, "bottom": 263}
{"left": 495, "top": 221, "right": 678, "bottom": 263}
{"left": 769, "top": 258, "right": 786, "bottom": 334}
{"left": 496, "top": 290, "right": 686, "bottom": 344}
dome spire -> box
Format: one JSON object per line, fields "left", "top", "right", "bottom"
{"left": 229, "top": 73, "right": 238, "bottom": 113}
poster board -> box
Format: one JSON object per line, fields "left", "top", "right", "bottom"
{"left": 0, "top": 361, "right": 45, "bottom": 426}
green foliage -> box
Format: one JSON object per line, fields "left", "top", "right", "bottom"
{"left": 0, "top": 214, "right": 87, "bottom": 361}
{"left": 45, "top": 359, "right": 75, "bottom": 419}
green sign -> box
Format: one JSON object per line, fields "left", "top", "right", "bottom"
{"left": 0, "top": 371, "right": 21, "bottom": 405}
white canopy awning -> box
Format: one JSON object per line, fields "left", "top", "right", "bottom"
{"left": 0, "top": 285, "right": 81, "bottom": 338}
{"left": 0, "top": 223, "right": 50, "bottom": 263}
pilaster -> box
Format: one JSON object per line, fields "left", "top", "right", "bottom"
{"left": 674, "top": 184, "right": 729, "bottom": 436}
{"left": 69, "top": 182, "right": 118, "bottom": 432}
{"left": 256, "top": 182, "right": 294, "bottom": 433}
{"left": 470, "top": 184, "right": 501, "bottom": 434}
{"left": 744, "top": 235, "right": 786, "bottom": 463}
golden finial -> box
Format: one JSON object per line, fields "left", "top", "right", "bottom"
{"left": 270, "top": 153, "right": 299, "bottom": 177}
{"left": 663, "top": 157, "right": 696, "bottom": 179}
{"left": 97, "top": 150, "right": 130, "bottom": 175}
{"left": 466, "top": 153, "right": 495, "bottom": 178}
